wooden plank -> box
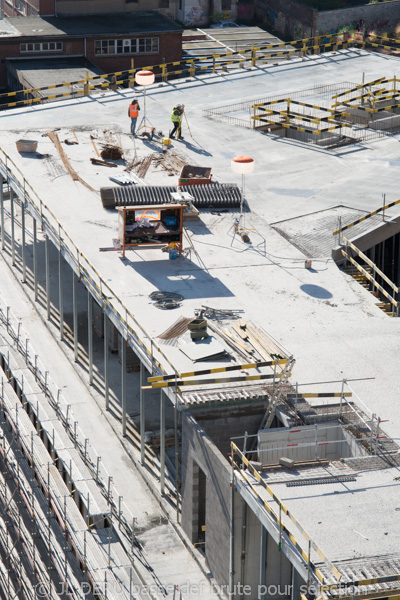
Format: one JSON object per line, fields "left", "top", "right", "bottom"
{"left": 90, "top": 134, "right": 100, "bottom": 157}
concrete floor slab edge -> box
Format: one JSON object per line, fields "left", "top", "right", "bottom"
{"left": 0, "top": 249, "right": 223, "bottom": 600}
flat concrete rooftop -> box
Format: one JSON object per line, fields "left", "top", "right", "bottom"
{"left": 1, "top": 48, "right": 400, "bottom": 443}
{"left": 3, "top": 11, "right": 182, "bottom": 37}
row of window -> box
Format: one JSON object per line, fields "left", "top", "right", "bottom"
{"left": 94, "top": 38, "right": 159, "bottom": 55}
{"left": 21, "top": 41, "right": 63, "bottom": 53}
{"left": 20, "top": 37, "right": 159, "bottom": 55}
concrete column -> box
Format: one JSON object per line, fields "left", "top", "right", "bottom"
{"left": 58, "top": 247, "right": 64, "bottom": 341}
{"left": 259, "top": 526, "right": 267, "bottom": 600}
{"left": 121, "top": 336, "right": 127, "bottom": 436}
{"left": 10, "top": 187, "right": 15, "bottom": 266}
{"left": 33, "top": 220, "right": 38, "bottom": 301}
{"left": 160, "top": 389, "right": 165, "bottom": 495}
{"left": 21, "top": 200, "right": 26, "bottom": 283}
{"left": 0, "top": 173, "right": 4, "bottom": 251}
{"left": 88, "top": 291, "right": 93, "bottom": 385}
{"left": 73, "top": 272, "right": 78, "bottom": 362}
{"left": 140, "top": 361, "right": 145, "bottom": 465}
{"left": 291, "top": 565, "right": 299, "bottom": 600}
{"left": 45, "top": 235, "right": 50, "bottom": 321}
{"left": 104, "top": 311, "right": 109, "bottom": 410}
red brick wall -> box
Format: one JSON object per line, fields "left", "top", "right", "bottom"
{"left": 0, "top": 32, "right": 182, "bottom": 88}
{"left": 39, "top": 0, "right": 55, "bottom": 15}
{"left": 85, "top": 32, "right": 182, "bottom": 73}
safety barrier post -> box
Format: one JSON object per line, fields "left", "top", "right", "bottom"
{"left": 83, "top": 72, "right": 89, "bottom": 97}
{"left": 129, "top": 60, "right": 135, "bottom": 88}
{"left": 162, "top": 64, "right": 168, "bottom": 83}
{"left": 212, "top": 53, "right": 216, "bottom": 74}
{"left": 189, "top": 59, "right": 195, "bottom": 78}
{"left": 251, "top": 43, "right": 256, "bottom": 67}
{"left": 314, "top": 34, "right": 320, "bottom": 55}
{"left": 111, "top": 76, "right": 117, "bottom": 92}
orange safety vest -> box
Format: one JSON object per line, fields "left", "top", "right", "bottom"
{"left": 129, "top": 103, "right": 139, "bottom": 118}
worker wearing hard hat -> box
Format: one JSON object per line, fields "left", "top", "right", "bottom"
{"left": 170, "top": 104, "right": 184, "bottom": 139}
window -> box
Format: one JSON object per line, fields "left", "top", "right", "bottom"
{"left": 94, "top": 37, "right": 159, "bottom": 56}
{"left": 221, "top": 0, "right": 231, "bottom": 8}
{"left": 20, "top": 41, "right": 63, "bottom": 53}
{"left": 159, "top": 0, "right": 169, "bottom": 7}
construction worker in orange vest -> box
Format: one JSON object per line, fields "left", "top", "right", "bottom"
{"left": 128, "top": 99, "right": 140, "bottom": 136}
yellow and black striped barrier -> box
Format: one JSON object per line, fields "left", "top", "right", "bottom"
{"left": 231, "top": 442, "right": 341, "bottom": 583}
{"left": 252, "top": 115, "right": 341, "bottom": 135}
{"left": 143, "top": 372, "right": 281, "bottom": 389}
{"left": 333, "top": 197, "right": 400, "bottom": 236}
{"left": 234, "top": 464, "right": 326, "bottom": 584}
{"left": 342, "top": 252, "right": 398, "bottom": 308}
{"left": 325, "top": 576, "right": 400, "bottom": 593}
{"left": 333, "top": 87, "right": 400, "bottom": 108}
{"left": 148, "top": 358, "right": 287, "bottom": 382}
{"left": 287, "top": 392, "right": 352, "bottom": 399}
{"left": 0, "top": 32, "right": 357, "bottom": 112}
{"left": 332, "top": 76, "right": 387, "bottom": 100}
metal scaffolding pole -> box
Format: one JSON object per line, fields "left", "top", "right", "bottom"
{"left": 21, "top": 200, "right": 26, "bottom": 283}
{"left": 121, "top": 337, "right": 127, "bottom": 436}
{"left": 58, "top": 247, "right": 64, "bottom": 341}
{"left": 45, "top": 235, "right": 51, "bottom": 321}
{"left": 73, "top": 272, "right": 78, "bottom": 362}
{"left": 259, "top": 526, "right": 267, "bottom": 600}
{"left": 104, "top": 311, "right": 109, "bottom": 411}
{"left": 88, "top": 292, "right": 93, "bottom": 385}
{"left": 33, "top": 219, "right": 38, "bottom": 302}
{"left": 10, "top": 187, "right": 15, "bottom": 266}
{"left": 0, "top": 173, "right": 4, "bottom": 251}
{"left": 140, "top": 362, "right": 145, "bottom": 465}
{"left": 160, "top": 389, "right": 165, "bottom": 496}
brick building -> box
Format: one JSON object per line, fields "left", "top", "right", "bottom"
{"left": 0, "top": 11, "right": 182, "bottom": 89}
{"left": 0, "top": 0, "right": 239, "bottom": 27}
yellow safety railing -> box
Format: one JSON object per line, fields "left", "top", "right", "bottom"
{"left": 231, "top": 442, "right": 342, "bottom": 584}
{"left": 0, "top": 32, "right": 361, "bottom": 112}
{"left": 333, "top": 197, "right": 400, "bottom": 236}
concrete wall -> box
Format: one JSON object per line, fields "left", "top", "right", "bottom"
{"left": 255, "top": 0, "right": 315, "bottom": 39}
{"left": 316, "top": 1, "right": 400, "bottom": 37}
{"left": 257, "top": 423, "right": 356, "bottom": 465}
{"left": 232, "top": 492, "right": 294, "bottom": 600}
{"left": 181, "top": 412, "right": 232, "bottom": 589}
{"left": 255, "top": 0, "right": 400, "bottom": 40}
{"left": 194, "top": 401, "right": 268, "bottom": 458}
{"left": 178, "top": 0, "right": 238, "bottom": 26}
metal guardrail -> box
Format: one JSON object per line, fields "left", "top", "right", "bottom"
{"left": 0, "top": 148, "right": 177, "bottom": 381}
{"left": 341, "top": 249, "right": 399, "bottom": 314}
{"left": 333, "top": 196, "right": 400, "bottom": 236}
{"left": 231, "top": 442, "right": 338, "bottom": 585}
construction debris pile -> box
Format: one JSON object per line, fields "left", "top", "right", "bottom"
{"left": 126, "top": 149, "right": 188, "bottom": 179}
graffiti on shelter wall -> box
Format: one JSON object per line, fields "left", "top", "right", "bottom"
{"left": 321, "top": 20, "right": 364, "bottom": 42}
{"left": 321, "top": 16, "right": 391, "bottom": 42}
{"left": 185, "top": 5, "right": 208, "bottom": 25}
{"left": 294, "top": 24, "right": 303, "bottom": 39}
{"left": 212, "top": 10, "right": 232, "bottom": 21}
{"left": 237, "top": 3, "right": 252, "bottom": 20}
{"left": 266, "top": 9, "right": 276, "bottom": 25}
